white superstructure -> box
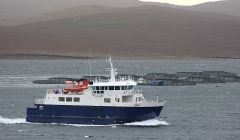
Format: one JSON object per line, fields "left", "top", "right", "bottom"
{"left": 36, "top": 56, "right": 166, "bottom": 107}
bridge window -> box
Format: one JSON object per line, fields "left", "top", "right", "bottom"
{"left": 104, "top": 98, "right": 111, "bottom": 103}
{"left": 58, "top": 97, "right": 65, "bottom": 102}
{"left": 127, "top": 86, "right": 133, "bottom": 90}
{"left": 92, "top": 86, "right": 105, "bottom": 94}
{"left": 115, "top": 86, "right": 120, "bottom": 90}
{"left": 74, "top": 97, "right": 80, "bottom": 102}
{"left": 121, "top": 86, "right": 127, "bottom": 90}
{"left": 109, "top": 86, "right": 114, "bottom": 90}
{"left": 66, "top": 97, "right": 72, "bottom": 102}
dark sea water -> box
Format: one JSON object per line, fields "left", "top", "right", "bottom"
{"left": 0, "top": 59, "right": 240, "bottom": 140}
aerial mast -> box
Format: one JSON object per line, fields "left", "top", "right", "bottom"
{"left": 108, "top": 55, "right": 117, "bottom": 82}
{"left": 89, "top": 49, "right": 92, "bottom": 81}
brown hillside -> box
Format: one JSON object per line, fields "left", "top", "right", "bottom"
{"left": 1, "top": 5, "right": 240, "bottom": 58}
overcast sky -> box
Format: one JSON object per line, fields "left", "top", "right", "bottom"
{"left": 140, "top": 0, "right": 222, "bottom": 6}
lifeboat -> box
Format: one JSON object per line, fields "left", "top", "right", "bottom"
{"left": 63, "top": 79, "right": 88, "bottom": 93}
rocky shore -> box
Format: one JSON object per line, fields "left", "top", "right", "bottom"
{"left": 33, "top": 71, "right": 240, "bottom": 86}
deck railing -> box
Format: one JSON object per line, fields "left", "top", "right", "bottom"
{"left": 92, "top": 76, "right": 135, "bottom": 83}
{"left": 131, "top": 90, "right": 142, "bottom": 94}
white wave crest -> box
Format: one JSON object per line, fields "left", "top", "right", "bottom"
{"left": 0, "top": 116, "right": 26, "bottom": 124}
{"left": 124, "top": 119, "right": 169, "bottom": 126}
{"left": 61, "top": 123, "right": 113, "bottom": 127}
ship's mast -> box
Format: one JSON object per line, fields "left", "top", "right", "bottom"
{"left": 108, "top": 56, "right": 117, "bottom": 82}
{"left": 89, "top": 49, "right": 92, "bottom": 81}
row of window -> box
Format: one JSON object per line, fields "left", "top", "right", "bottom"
{"left": 58, "top": 97, "right": 140, "bottom": 103}
{"left": 58, "top": 97, "right": 80, "bottom": 102}
{"left": 104, "top": 98, "right": 121, "bottom": 103}
{"left": 91, "top": 86, "right": 133, "bottom": 91}
{"left": 93, "top": 91, "right": 104, "bottom": 94}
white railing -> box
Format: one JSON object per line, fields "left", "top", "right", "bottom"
{"left": 35, "top": 99, "right": 45, "bottom": 104}
{"left": 92, "top": 76, "right": 135, "bottom": 83}
{"left": 93, "top": 77, "right": 109, "bottom": 83}
{"left": 143, "top": 100, "right": 167, "bottom": 106}
{"left": 132, "top": 90, "right": 143, "bottom": 95}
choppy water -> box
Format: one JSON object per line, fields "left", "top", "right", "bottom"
{"left": 0, "top": 59, "right": 240, "bottom": 140}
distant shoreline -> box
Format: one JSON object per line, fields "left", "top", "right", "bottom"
{"left": 0, "top": 54, "right": 240, "bottom": 60}
{"left": 0, "top": 54, "right": 97, "bottom": 60}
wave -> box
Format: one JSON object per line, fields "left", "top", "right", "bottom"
{"left": 0, "top": 116, "right": 26, "bottom": 124}
{"left": 61, "top": 123, "right": 113, "bottom": 127}
{"left": 123, "top": 119, "right": 169, "bottom": 126}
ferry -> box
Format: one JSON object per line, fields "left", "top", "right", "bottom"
{"left": 26, "top": 57, "right": 166, "bottom": 125}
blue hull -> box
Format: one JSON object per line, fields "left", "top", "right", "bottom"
{"left": 26, "top": 105, "right": 163, "bottom": 125}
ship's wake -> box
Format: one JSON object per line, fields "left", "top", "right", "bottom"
{"left": 0, "top": 116, "right": 169, "bottom": 127}
{"left": 62, "top": 119, "right": 169, "bottom": 127}
{"left": 0, "top": 116, "right": 27, "bottom": 124}
{"left": 123, "top": 119, "right": 169, "bottom": 126}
